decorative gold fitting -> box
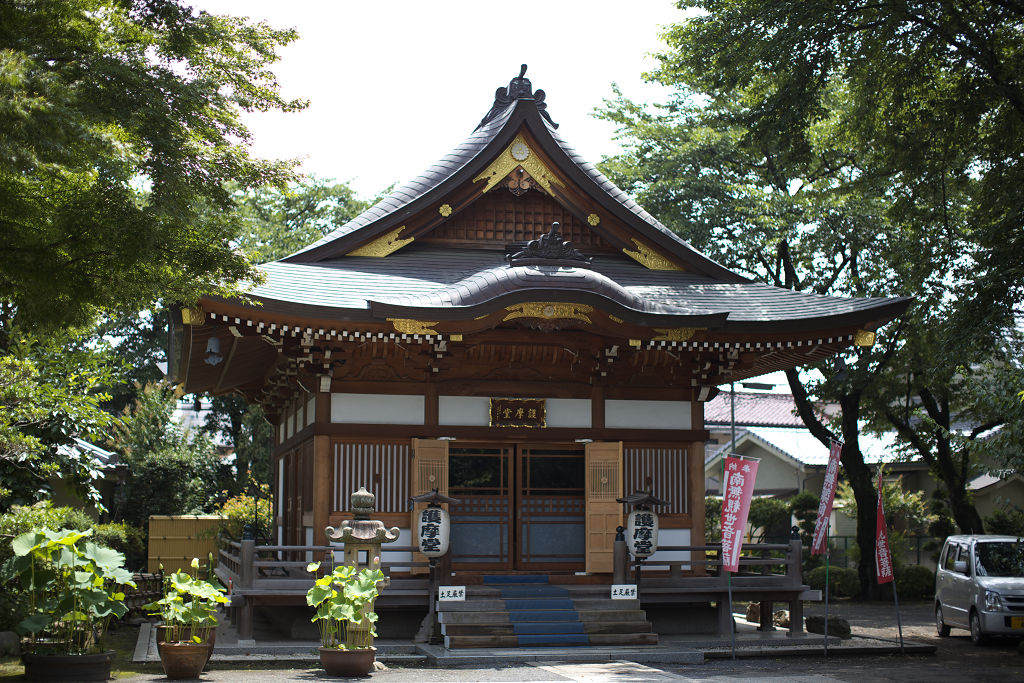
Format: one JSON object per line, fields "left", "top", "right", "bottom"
{"left": 503, "top": 302, "right": 593, "bottom": 324}
{"left": 181, "top": 306, "right": 205, "bottom": 325}
{"left": 349, "top": 226, "right": 414, "bottom": 257}
{"left": 622, "top": 238, "right": 683, "bottom": 271}
{"left": 628, "top": 339, "right": 642, "bottom": 347}
{"left": 439, "top": 204, "right": 453, "bottom": 217}
{"left": 587, "top": 213, "right": 601, "bottom": 226}
{"left": 652, "top": 327, "right": 699, "bottom": 342}
{"left": 608, "top": 315, "right": 623, "bottom": 324}
{"left": 449, "top": 334, "right": 463, "bottom": 341}
{"left": 854, "top": 330, "right": 876, "bottom": 347}
{"left": 388, "top": 318, "right": 440, "bottom": 335}
{"left": 473, "top": 133, "right": 564, "bottom": 197}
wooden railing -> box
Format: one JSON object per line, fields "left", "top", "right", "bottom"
{"left": 632, "top": 542, "right": 799, "bottom": 580}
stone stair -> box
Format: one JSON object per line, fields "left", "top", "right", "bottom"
{"left": 437, "top": 575, "right": 657, "bottom": 648}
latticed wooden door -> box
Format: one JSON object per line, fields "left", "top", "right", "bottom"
{"left": 409, "top": 438, "right": 449, "bottom": 574}
{"left": 584, "top": 442, "right": 623, "bottom": 573}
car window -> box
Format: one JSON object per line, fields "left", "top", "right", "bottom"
{"left": 943, "top": 543, "right": 963, "bottom": 572}
{"left": 975, "top": 541, "right": 1024, "bottom": 577}
{"left": 957, "top": 545, "right": 971, "bottom": 573}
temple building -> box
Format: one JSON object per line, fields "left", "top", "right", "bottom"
{"left": 169, "top": 66, "right": 909, "bottom": 581}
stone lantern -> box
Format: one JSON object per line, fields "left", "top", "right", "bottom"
{"left": 325, "top": 487, "right": 400, "bottom": 642}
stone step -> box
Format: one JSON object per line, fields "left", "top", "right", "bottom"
{"left": 441, "top": 620, "right": 653, "bottom": 637}
{"left": 438, "top": 608, "right": 650, "bottom": 625}
{"left": 444, "top": 631, "right": 658, "bottom": 649}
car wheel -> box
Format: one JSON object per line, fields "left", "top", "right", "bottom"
{"left": 935, "top": 603, "right": 950, "bottom": 637}
{"left": 969, "top": 609, "right": 989, "bottom": 645}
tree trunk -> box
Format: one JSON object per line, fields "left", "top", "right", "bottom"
{"left": 838, "top": 393, "right": 879, "bottom": 599}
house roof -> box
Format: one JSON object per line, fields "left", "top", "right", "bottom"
{"left": 706, "top": 426, "right": 898, "bottom": 467}
{"left": 55, "top": 438, "right": 120, "bottom": 470}
{"left": 705, "top": 391, "right": 837, "bottom": 428}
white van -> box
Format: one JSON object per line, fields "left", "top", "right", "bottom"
{"left": 935, "top": 534, "right": 1024, "bottom": 644}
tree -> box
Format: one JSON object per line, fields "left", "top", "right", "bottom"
{"left": 203, "top": 394, "right": 273, "bottom": 496}
{"left": 0, "top": 328, "right": 118, "bottom": 510}
{"left": 233, "top": 177, "right": 371, "bottom": 263}
{"left": 110, "top": 381, "right": 225, "bottom": 529}
{"left": 600, "top": 0, "right": 1024, "bottom": 595}
{"left": 0, "top": 0, "right": 304, "bottom": 330}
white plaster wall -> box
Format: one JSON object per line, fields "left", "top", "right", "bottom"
{"left": 438, "top": 396, "right": 490, "bottom": 426}
{"left": 653, "top": 527, "right": 693, "bottom": 568}
{"left": 546, "top": 399, "right": 591, "bottom": 428}
{"left": 305, "top": 396, "right": 315, "bottom": 427}
{"left": 331, "top": 393, "right": 425, "bottom": 425}
{"left": 605, "top": 400, "right": 691, "bottom": 430}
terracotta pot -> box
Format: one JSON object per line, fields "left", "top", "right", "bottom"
{"left": 159, "top": 641, "right": 209, "bottom": 679}
{"left": 21, "top": 651, "right": 114, "bottom": 681}
{"left": 156, "top": 624, "right": 216, "bottom": 667}
{"left": 318, "top": 646, "right": 376, "bottom": 677}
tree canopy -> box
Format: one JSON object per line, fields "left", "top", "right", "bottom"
{"left": 600, "top": 1, "right": 1024, "bottom": 592}
{"left": 0, "top": 0, "right": 304, "bottom": 330}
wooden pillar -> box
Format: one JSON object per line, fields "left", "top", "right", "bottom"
{"left": 591, "top": 383, "right": 605, "bottom": 429}
{"left": 313, "top": 392, "right": 332, "bottom": 541}
{"left": 689, "top": 398, "right": 707, "bottom": 576}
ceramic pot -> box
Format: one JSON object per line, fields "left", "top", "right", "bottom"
{"left": 318, "top": 646, "right": 376, "bottom": 677}
{"left": 21, "top": 651, "right": 114, "bottom": 681}
{"left": 159, "top": 641, "right": 209, "bottom": 679}
{"left": 156, "top": 624, "right": 216, "bottom": 666}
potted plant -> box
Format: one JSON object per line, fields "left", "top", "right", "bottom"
{"left": 306, "top": 561, "right": 386, "bottom": 676}
{"left": 1, "top": 527, "right": 135, "bottom": 682}
{"left": 144, "top": 557, "right": 228, "bottom": 679}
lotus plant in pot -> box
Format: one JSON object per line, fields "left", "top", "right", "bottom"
{"left": 144, "top": 557, "right": 228, "bottom": 679}
{"left": 306, "top": 561, "right": 386, "bottom": 677}
{"left": 1, "top": 527, "right": 135, "bottom": 682}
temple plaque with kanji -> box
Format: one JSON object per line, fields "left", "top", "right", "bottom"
{"left": 489, "top": 398, "right": 545, "bottom": 428}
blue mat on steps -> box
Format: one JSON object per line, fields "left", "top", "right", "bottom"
{"left": 508, "top": 610, "right": 579, "bottom": 622}
{"left": 483, "top": 575, "right": 549, "bottom": 584}
{"left": 499, "top": 586, "right": 569, "bottom": 598}
{"left": 506, "top": 598, "right": 574, "bottom": 610}
{"left": 512, "top": 622, "right": 585, "bottom": 635}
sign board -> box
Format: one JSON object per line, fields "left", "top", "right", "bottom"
{"left": 610, "top": 584, "right": 637, "bottom": 600}
{"left": 438, "top": 585, "right": 466, "bottom": 601}
{"left": 489, "top": 398, "right": 545, "bottom": 428}
{"left": 875, "top": 472, "right": 894, "bottom": 584}
{"left": 811, "top": 440, "right": 843, "bottom": 555}
{"left": 720, "top": 455, "right": 759, "bottom": 573}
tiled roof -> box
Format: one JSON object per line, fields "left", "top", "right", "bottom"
{"left": 242, "top": 246, "right": 909, "bottom": 332}
{"left": 706, "top": 426, "right": 898, "bottom": 466}
{"left": 705, "top": 391, "right": 837, "bottom": 427}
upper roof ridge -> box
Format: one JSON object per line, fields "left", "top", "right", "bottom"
{"left": 476, "top": 64, "right": 558, "bottom": 131}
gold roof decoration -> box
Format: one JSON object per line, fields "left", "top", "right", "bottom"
{"left": 503, "top": 302, "right": 593, "bottom": 324}
{"left": 623, "top": 238, "right": 683, "bottom": 271}
{"left": 349, "top": 226, "right": 414, "bottom": 257}
{"left": 473, "top": 133, "right": 565, "bottom": 196}
{"left": 388, "top": 318, "right": 440, "bottom": 335}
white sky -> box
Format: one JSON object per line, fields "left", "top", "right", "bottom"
{"left": 193, "top": 0, "right": 684, "bottom": 197}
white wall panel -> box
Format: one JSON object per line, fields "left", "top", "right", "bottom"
{"left": 545, "top": 399, "right": 591, "bottom": 428}
{"left": 605, "top": 400, "right": 691, "bottom": 430}
{"left": 331, "top": 393, "right": 424, "bottom": 425}
{"left": 438, "top": 396, "right": 490, "bottom": 426}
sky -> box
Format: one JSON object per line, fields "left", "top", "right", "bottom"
{"left": 193, "top": 0, "right": 685, "bottom": 197}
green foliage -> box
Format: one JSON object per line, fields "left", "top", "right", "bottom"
{"left": 0, "top": 329, "right": 119, "bottom": 510}
{"left": 788, "top": 491, "right": 819, "bottom": 546}
{"left": 894, "top": 564, "right": 935, "bottom": 601}
{"left": 306, "top": 562, "right": 385, "bottom": 650}
{"left": 0, "top": 527, "right": 135, "bottom": 654}
{"left": 144, "top": 557, "right": 228, "bottom": 643}
{"left": 705, "top": 496, "right": 721, "bottom": 543}
{"left": 985, "top": 505, "right": 1024, "bottom": 536}
{"left": 203, "top": 395, "right": 273, "bottom": 496}
{"left": 805, "top": 566, "right": 860, "bottom": 599}
{"left": 112, "top": 382, "right": 225, "bottom": 529}
{"left": 233, "top": 177, "right": 371, "bottom": 263}
{"left": 0, "top": 0, "right": 305, "bottom": 330}
{"left": 207, "top": 483, "right": 273, "bottom": 545}
{"left": 747, "top": 497, "right": 790, "bottom": 541}
{"left": 92, "top": 522, "right": 147, "bottom": 570}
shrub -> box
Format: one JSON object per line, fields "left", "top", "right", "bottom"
{"left": 93, "top": 521, "right": 147, "bottom": 570}
{"left": 805, "top": 566, "right": 860, "bottom": 598}
{"left": 207, "top": 484, "right": 273, "bottom": 544}
{"left": 705, "top": 496, "right": 722, "bottom": 543}
{"left": 895, "top": 564, "right": 935, "bottom": 600}
{"left": 985, "top": 507, "right": 1024, "bottom": 535}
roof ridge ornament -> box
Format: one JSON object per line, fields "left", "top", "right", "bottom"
{"left": 507, "top": 222, "right": 592, "bottom": 267}
{"left": 477, "top": 64, "right": 559, "bottom": 131}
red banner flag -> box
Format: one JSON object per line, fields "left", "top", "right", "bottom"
{"left": 720, "top": 456, "right": 759, "bottom": 573}
{"left": 875, "top": 471, "right": 894, "bottom": 584}
{"left": 811, "top": 440, "right": 843, "bottom": 556}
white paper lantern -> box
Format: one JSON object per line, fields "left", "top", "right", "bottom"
{"left": 626, "top": 509, "right": 659, "bottom": 558}
{"left": 417, "top": 505, "right": 450, "bottom": 557}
